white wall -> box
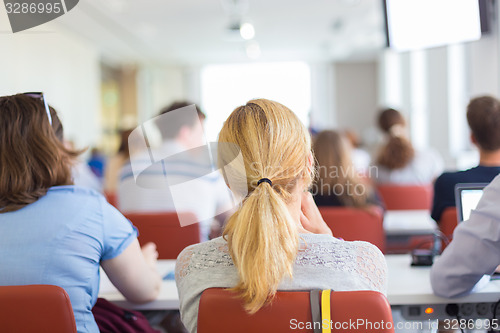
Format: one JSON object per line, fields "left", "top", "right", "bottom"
{"left": 334, "top": 62, "right": 379, "bottom": 144}
{"left": 378, "top": 13, "right": 500, "bottom": 170}
{"left": 309, "top": 62, "right": 336, "bottom": 131}
{"left": 0, "top": 20, "right": 100, "bottom": 149}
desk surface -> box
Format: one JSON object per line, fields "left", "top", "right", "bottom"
{"left": 99, "top": 261, "right": 178, "bottom": 310}
{"left": 383, "top": 210, "right": 437, "bottom": 236}
{"left": 99, "top": 255, "right": 500, "bottom": 310}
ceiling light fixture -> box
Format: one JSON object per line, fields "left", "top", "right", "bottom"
{"left": 240, "top": 22, "right": 255, "bottom": 40}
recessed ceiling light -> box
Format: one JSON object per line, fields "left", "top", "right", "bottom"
{"left": 240, "top": 22, "right": 255, "bottom": 40}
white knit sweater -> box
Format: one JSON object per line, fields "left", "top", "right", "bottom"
{"left": 175, "top": 233, "right": 388, "bottom": 333}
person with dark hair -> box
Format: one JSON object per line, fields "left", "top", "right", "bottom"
{"left": 118, "top": 101, "right": 233, "bottom": 241}
{"left": 431, "top": 96, "right": 500, "bottom": 222}
{"left": 312, "top": 130, "right": 384, "bottom": 210}
{"left": 374, "top": 108, "right": 443, "bottom": 185}
{"left": 0, "top": 93, "right": 161, "bottom": 333}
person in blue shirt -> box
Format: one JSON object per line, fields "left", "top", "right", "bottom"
{"left": 0, "top": 93, "right": 162, "bottom": 333}
{"left": 431, "top": 96, "right": 500, "bottom": 222}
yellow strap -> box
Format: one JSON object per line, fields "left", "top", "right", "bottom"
{"left": 321, "top": 289, "right": 331, "bottom": 333}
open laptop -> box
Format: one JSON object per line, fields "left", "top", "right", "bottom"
{"left": 454, "top": 183, "right": 488, "bottom": 223}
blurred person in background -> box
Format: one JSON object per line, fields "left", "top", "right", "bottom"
{"left": 312, "top": 130, "right": 384, "bottom": 210}
{"left": 432, "top": 96, "right": 500, "bottom": 222}
{"left": 118, "top": 101, "right": 233, "bottom": 241}
{"left": 374, "top": 108, "right": 443, "bottom": 185}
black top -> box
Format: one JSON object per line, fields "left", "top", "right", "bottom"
{"left": 431, "top": 165, "right": 500, "bottom": 222}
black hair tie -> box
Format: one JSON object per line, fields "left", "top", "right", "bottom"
{"left": 257, "top": 178, "right": 272, "bottom": 186}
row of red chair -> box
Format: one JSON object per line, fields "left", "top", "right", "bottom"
{"left": 107, "top": 184, "right": 455, "bottom": 258}
{"left": 107, "top": 184, "right": 434, "bottom": 212}
{"left": 0, "top": 285, "right": 394, "bottom": 333}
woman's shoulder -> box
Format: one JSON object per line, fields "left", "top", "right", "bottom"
{"left": 48, "top": 185, "right": 104, "bottom": 199}
{"left": 176, "top": 237, "right": 231, "bottom": 279}
{"left": 297, "top": 234, "right": 385, "bottom": 265}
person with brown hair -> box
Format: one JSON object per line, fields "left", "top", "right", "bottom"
{"left": 374, "top": 108, "right": 443, "bottom": 185}
{"left": 431, "top": 96, "right": 500, "bottom": 222}
{"left": 312, "top": 130, "right": 384, "bottom": 209}
{"left": 0, "top": 93, "right": 161, "bottom": 333}
{"left": 175, "top": 99, "right": 387, "bottom": 333}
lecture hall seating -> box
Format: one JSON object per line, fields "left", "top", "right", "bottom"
{"left": 124, "top": 212, "right": 200, "bottom": 259}
{"left": 198, "top": 288, "right": 394, "bottom": 333}
{"left": 319, "top": 206, "right": 386, "bottom": 253}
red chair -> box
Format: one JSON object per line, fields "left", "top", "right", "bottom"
{"left": 104, "top": 191, "right": 118, "bottom": 208}
{"left": 0, "top": 284, "right": 77, "bottom": 333}
{"left": 124, "top": 212, "right": 200, "bottom": 259}
{"left": 377, "top": 185, "right": 433, "bottom": 210}
{"left": 198, "top": 288, "right": 394, "bottom": 333}
{"left": 439, "top": 207, "right": 458, "bottom": 250}
{"left": 319, "top": 207, "right": 386, "bottom": 253}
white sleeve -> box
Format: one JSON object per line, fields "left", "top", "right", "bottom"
{"left": 430, "top": 175, "right": 500, "bottom": 297}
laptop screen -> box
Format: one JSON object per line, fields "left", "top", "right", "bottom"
{"left": 455, "top": 183, "right": 488, "bottom": 222}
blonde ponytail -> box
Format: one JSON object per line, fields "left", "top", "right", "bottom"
{"left": 218, "top": 99, "right": 312, "bottom": 313}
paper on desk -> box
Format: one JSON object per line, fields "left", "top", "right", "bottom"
{"left": 384, "top": 210, "right": 437, "bottom": 232}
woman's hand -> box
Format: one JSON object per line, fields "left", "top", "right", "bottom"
{"left": 300, "top": 192, "right": 333, "bottom": 236}
{"left": 141, "top": 242, "right": 159, "bottom": 269}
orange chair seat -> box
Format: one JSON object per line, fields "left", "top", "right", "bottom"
{"left": 124, "top": 212, "right": 200, "bottom": 259}
{"left": 319, "top": 206, "right": 386, "bottom": 253}
{"left": 0, "top": 284, "right": 77, "bottom": 333}
{"left": 198, "top": 288, "right": 394, "bottom": 333}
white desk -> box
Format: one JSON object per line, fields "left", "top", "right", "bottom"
{"left": 99, "top": 255, "right": 500, "bottom": 314}
{"left": 386, "top": 255, "right": 500, "bottom": 305}
{"left": 99, "top": 260, "right": 179, "bottom": 310}
{"left": 383, "top": 210, "right": 438, "bottom": 236}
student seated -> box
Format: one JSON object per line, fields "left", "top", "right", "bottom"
{"left": 374, "top": 108, "right": 443, "bottom": 185}
{"left": 312, "top": 130, "right": 384, "bottom": 209}
{"left": 430, "top": 174, "right": 500, "bottom": 297}
{"left": 431, "top": 96, "right": 500, "bottom": 222}
{"left": 0, "top": 94, "right": 161, "bottom": 333}
{"left": 118, "top": 101, "right": 233, "bottom": 241}
{"left": 175, "top": 99, "right": 388, "bottom": 333}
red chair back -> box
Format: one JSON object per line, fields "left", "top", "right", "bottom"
{"left": 377, "top": 185, "right": 433, "bottom": 210}
{"left": 319, "top": 207, "right": 386, "bottom": 253}
{"left": 104, "top": 191, "right": 118, "bottom": 208}
{"left": 0, "top": 284, "right": 77, "bottom": 333}
{"left": 198, "top": 288, "right": 394, "bottom": 333}
{"left": 439, "top": 207, "right": 458, "bottom": 250}
{"left": 124, "top": 212, "right": 200, "bottom": 259}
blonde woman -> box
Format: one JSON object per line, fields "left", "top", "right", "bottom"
{"left": 313, "top": 130, "right": 384, "bottom": 209}
{"left": 175, "top": 99, "right": 387, "bottom": 333}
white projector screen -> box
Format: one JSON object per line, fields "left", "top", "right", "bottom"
{"left": 384, "top": 0, "right": 482, "bottom": 52}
